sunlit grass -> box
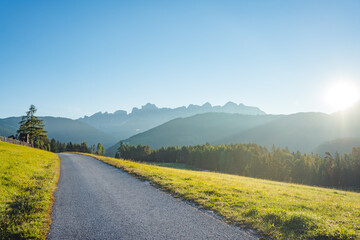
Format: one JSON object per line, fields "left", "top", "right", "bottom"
{"left": 147, "top": 162, "right": 200, "bottom": 170}
{"left": 84, "top": 153, "right": 360, "bottom": 240}
{"left": 0, "top": 141, "right": 60, "bottom": 240}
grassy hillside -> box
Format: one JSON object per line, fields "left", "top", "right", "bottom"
{"left": 0, "top": 117, "right": 117, "bottom": 147}
{"left": 84, "top": 153, "right": 360, "bottom": 240}
{"left": 0, "top": 141, "right": 60, "bottom": 239}
{"left": 107, "top": 113, "right": 280, "bottom": 157}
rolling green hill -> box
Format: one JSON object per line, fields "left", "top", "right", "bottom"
{"left": 0, "top": 117, "right": 117, "bottom": 147}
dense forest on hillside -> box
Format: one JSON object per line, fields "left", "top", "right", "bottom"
{"left": 116, "top": 143, "right": 360, "bottom": 188}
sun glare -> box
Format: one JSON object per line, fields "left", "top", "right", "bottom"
{"left": 324, "top": 81, "right": 360, "bottom": 111}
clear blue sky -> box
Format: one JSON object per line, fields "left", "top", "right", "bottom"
{"left": 1, "top": 0, "right": 360, "bottom": 119}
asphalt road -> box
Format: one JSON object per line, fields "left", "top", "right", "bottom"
{"left": 48, "top": 153, "right": 258, "bottom": 240}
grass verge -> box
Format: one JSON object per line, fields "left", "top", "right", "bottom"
{"left": 0, "top": 141, "right": 60, "bottom": 239}
{"left": 83, "top": 153, "right": 360, "bottom": 240}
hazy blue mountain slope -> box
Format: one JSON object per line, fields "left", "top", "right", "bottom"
{"left": 331, "top": 102, "right": 360, "bottom": 136}
{"left": 0, "top": 126, "right": 14, "bottom": 137}
{"left": 218, "top": 106, "right": 360, "bottom": 153}
{"left": 42, "top": 117, "right": 117, "bottom": 147}
{"left": 313, "top": 138, "right": 360, "bottom": 156}
{"left": 0, "top": 117, "right": 117, "bottom": 147}
{"left": 0, "top": 117, "right": 19, "bottom": 136}
{"left": 106, "top": 113, "right": 279, "bottom": 157}
{"left": 79, "top": 102, "right": 266, "bottom": 140}
{"left": 108, "top": 102, "right": 360, "bottom": 156}
{"left": 309, "top": 103, "right": 360, "bottom": 155}
{"left": 218, "top": 113, "right": 339, "bottom": 152}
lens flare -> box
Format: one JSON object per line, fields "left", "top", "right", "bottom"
{"left": 324, "top": 81, "right": 360, "bottom": 111}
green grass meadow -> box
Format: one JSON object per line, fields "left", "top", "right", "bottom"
{"left": 85, "top": 154, "right": 360, "bottom": 240}
{"left": 0, "top": 141, "right": 60, "bottom": 239}
{"left": 147, "top": 162, "right": 200, "bottom": 170}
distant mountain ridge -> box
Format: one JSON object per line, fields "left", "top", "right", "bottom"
{"left": 0, "top": 101, "right": 265, "bottom": 149}
{"left": 106, "top": 113, "right": 279, "bottom": 157}
{"left": 3, "top": 102, "right": 360, "bottom": 157}
{"left": 107, "top": 102, "right": 360, "bottom": 157}
{"left": 78, "top": 102, "right": 265, "bottom": 140}
{"left": 7, "top": 102, "right": 360, "bottom": 158}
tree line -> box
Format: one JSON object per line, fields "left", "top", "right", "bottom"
{"left": 116, "top": 142, "right": 360, "bottom": 188}
{"left": 49, "top": 139, "right": 106, "bottom": 155}
{"left": 18, "top": 132, "right": 106, "bottom": 155}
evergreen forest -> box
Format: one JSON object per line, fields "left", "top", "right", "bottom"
{"left": 116, "top": 142, "right": 360, "bottom": 188}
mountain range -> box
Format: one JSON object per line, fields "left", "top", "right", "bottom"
{"left": 107, "top": 102, "right": 360, "bottom": 157}
{"left": 78, "top": 102, "right": 265, "bottom": 140}
{"left": 106, "top": 113, "right": 280, "bottom": 157}
{"left": 0, "top": 102, "right": 263, "bottom": 148}
{"left": 2, "top": 101, "right": 360, "bottom": 157}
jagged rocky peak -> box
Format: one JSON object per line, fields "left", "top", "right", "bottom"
{"left": 86, "top": 111, "right": 105, "bottom": 118}
{"left": 131, "top": 107, "right": 140, "bottom": 114}
{"left": 114, "top": 110, "right": 127, "bottom": 116}
{"left": 142, "top": 103, "right": 158, "bottom": 110}
{"left": 131, "top": 103, "right": 158, "bottom": 115}
{"left": 80, "top": 101, "right": 265, "bottom": 120}
{"left": 223, "top": 101, "right": 238, "bottom": 108}
{"left": 202, "top": 102, "right": 212, "bottom": 108}
{"left": 187, "top": 104, "right": 202, "bottom": 110}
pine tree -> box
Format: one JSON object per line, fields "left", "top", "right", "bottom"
{"left": 50, "top": 138, "right": 58, "bottom": 152}
{"left": 96, "top": 143, "right": 104, "bottom": 155}
{"left": 102, "top": 145, "right": 106, "bottom": 155}
{"left": 81, "top": 142, "right": 90, "bottom": 153}
{"left": 91, "top": 144, "right": 96, "bottom": 154}
{"left": 95, "top": 143, "right": 106, "bottom": 156}
{"left": 17, "top": 105, "right": 48, "bottom": 146}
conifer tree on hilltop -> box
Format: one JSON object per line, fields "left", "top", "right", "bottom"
{"left": 17, "top": 105, "right": 49, "bottom": 149}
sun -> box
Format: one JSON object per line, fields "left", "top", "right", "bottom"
{"left": 324, "top": 81, "right": 360, "bottom": 111}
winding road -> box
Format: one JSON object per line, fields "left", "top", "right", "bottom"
{"left": 48, "top": 153, "right": 257, "bottom": 240}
